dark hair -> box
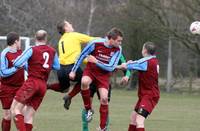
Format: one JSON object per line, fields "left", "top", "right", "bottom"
{"left": 7, "top": 32, "right": 19, "bottom": 46}
{"left": 144, "top": 42, "right": 156, "bottom": 55}
{"left": 57, "top": 20, "right": 66, "bottom": 35}
{"left": 106, "top": 27, "right": 123, "bottom": 40}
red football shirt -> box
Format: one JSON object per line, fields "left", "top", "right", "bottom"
{"left": 138, "top": 58, "right": 160, "bottom": 98}
{"left": 28, "top": 45, "right": 56, "bottom": 81}
{"left": 86, "top": 42, "right": 120, "bottom": 75}
{"left": 1, "top": 50, "right": 24, "bottom": 87}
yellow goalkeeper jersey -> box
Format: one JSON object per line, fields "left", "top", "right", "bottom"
{"left": 58, "top": 32, "right": 95, "bottom": 65}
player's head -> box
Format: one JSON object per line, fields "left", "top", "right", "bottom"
{"left": 7, "top": 32, "right": 21, "bottom": 49}
{"left": 35, "top": 30, "right": 47, "bottom": 43}
{"left": 106, "top": 28, "right": 123, "bottom": 47}
{"left": 142, "top": 42, "right": 156, "bottom": 57}
{"left": 57, "top": 20, "right": 74, "bottom": 35}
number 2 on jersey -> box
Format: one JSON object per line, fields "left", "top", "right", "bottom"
{"left": 43, "top": 52, "right": 49, "bottom": 68}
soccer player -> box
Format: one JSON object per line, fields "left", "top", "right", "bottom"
{"left": 89, "top": 54, "right": 131, "bottom": 102}
{"left": 0, "top": 32, "right": 25, "bottom": 131}
{"left": 81, "top": 54, "right": 131, "bottom": 131}
{"left": 47, "top": 20, "right": 96, "bottom": 108}
{"left": 117, "top": 42, "right": 160, "bottom": 131}
{"left": 64, "top": 53, "right": 131, "bottom": 110}
{"left": 69, "top": 28, "right": 123, "bottom": 131}
{"left": 10, "top": 30, "right": 60, "bottom": 131}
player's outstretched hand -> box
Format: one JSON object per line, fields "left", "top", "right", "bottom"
{"left": 69, "top": 71, "right": 76, "bottom": 80}
{"left": 116, "top": 63, "right": 127, "bottom": 70}
{"left": 87, "top": 55, "right": 98, "bottom": 63}
{"left": 127, "top": 60, "right": 135, "bottom": 64}
{"left": 120, "top": 76, "right": 129, "bottom": 85}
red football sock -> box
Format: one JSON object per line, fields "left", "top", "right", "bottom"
{"left": 25, "top": 123, "right": 33, "bottom": 131}
{"left": 14, "top": 114, "right": 26, "bottom": 131}
{"left": 47, "top": 83, "right": 61, "bottom": 92}
{"left": 68, "top": 83, "right": 81, "bottom": 98}
{"left": 128, "top": 124, "right": 136, "bottom": 131}
{"left": 81, "top": 89, "right": 91, "bottom": 110}
{"left": 99, "top": 104, "right": 108, "bottom": 129}
{"left": 136, "top": 128, "right": 145, "bottom": 131}
{"left": 2, "top": 119, "right": 11, "bottom": 131}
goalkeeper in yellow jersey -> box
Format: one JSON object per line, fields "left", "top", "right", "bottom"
{"left": 47, "top": 20, "right": 96, "bottom": 109}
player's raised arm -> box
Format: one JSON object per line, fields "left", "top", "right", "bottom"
{"left": 0, "top": 50, "right": 17, "bottom": 77}
{"left": 71, "top": 42, "right": 95, "bottom": 73}
{"left": 52, "top": 53, "right": 60, "bottom": 70}
{"left": 74, "top": 32, "right": 96, "bottom": 44}
{"left": 127, "top": 60, "right": 147, "bottom": 71}
{"left": 95, "top": 49, "right": 122, "bottom": 72}
{"left": 13, "top": 47, "right": 33, "bottom": 68}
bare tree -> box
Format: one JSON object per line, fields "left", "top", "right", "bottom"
{"left": 86, "top": 0, "right": 97, "bottom": 35}
{"left": 166, "top": 37, "right": 173, "bottom": 92}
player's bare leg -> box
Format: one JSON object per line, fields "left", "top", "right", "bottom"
{"left": 11, "top": 99, "right": 26, "bottom": 131}
{"left": 22, "top": 106, "right": 35, "bottom": 131}
{"left": 98, "top": 88, "right": 108, "bottom": 131}
{"left": 128, "top": 110, "right": 137, "bottom": 131}
{"left": 2, "top": 109, "right": 11, "bottom": 131}
{"left": 81, "top": 76, "right": 94, "bottom": 122}
{"left": 135, "top": 114, "right": 145, "bottom": 131}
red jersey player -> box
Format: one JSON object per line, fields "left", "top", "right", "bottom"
{"left": 10, "top": 30, "right": 60, "bottom": 131}
{"left": 117, "top": 42, "right": 160, "bottom": 131}
{"left": 69, "top": 28, "right": 123, "bottom": 131}
{"left": 0, "top": 32, "right": 25, "bottom": 131}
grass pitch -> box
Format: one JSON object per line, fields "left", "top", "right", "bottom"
{"left": 2, "top": 89, "right": 200, "bottom": 131}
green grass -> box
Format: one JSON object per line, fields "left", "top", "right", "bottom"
{"left": 2, "top": 89, "right": 200, "bottom": 131}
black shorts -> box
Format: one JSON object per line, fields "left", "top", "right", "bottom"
{"left": 90, "top": 84, "right": 112, "bottom": 102}
{"left": 57, "top": 64, "right": 83, "bottom": 92}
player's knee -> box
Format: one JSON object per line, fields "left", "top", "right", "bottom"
{"left": 10, "top": 100, "right": 23, "bottom": 116}
{"left": 10, "top": 108, "right": 16, "bottom": 116}
{"left": 24, "top": 110, "right": 35, "bottom": 124}
{"left": 81, "top": 78, "right": 90, "bottom": 89}
{"left": 3, "top": 110, "right": 12, "bottom": 120}
{"left": 24, "top": 110, "right": 34, "bottom": 118}
{"left": 11, "top": 108, "right": 20, "bottom": 116}
{"left": 100, "top": 97, "right": 108, "bottom": 105}
{"left": 130, "top": 111, "right": 137, "bottom": 125}
{"left": 135, "top": 115, "right": 145, "bottom": 127}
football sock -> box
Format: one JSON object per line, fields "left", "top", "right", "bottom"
{"left": 81, "top": 89, "right": 91, "bottom": 110}
{"left": 82, "top": 109, "right": 89, "bottom": 131}
{"left": 47, "top": 83, "right": 61, "bottom": 92}
{"left": 136, "top": 128, "right": 145, "bottom": 131}
{"left": 128, "top": 124, "right": 136, "bottom": 131}
{"left": 106, "top": 115, "right": 110, "bottom": 130}
{"left": 25, "top": 123, "right": 33, "bottom": 131}
{"left": 1, "top": 119, "right": 11, "bottom": 131}
{"left": 100, "top": 104, "right": 108, "bottom": 129}
{"left": 68, "top": 83, "right": 81, "bottom": 98}
{"left": 14, "top": 114, "right": 26, "bottom": 131}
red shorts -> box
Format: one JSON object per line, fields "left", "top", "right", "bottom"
{"left": 83, "top": 67, "right": 111, "bottom": 90}
{"left": 15, "top": 77, "right": 47, "bottom": 111}
{"left": 134, "top": 95, "right": 159, "bottom": 113}
{"left": 0, "top": 84, "right": 20, "bottom": 109}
